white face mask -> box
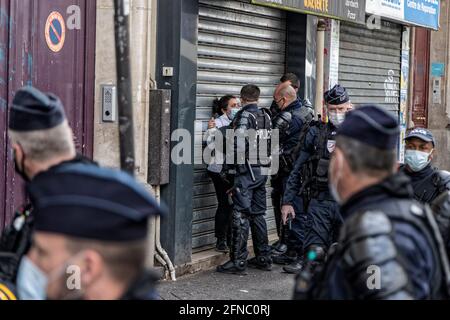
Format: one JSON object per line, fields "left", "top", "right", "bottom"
{"left": 16, "top": 252, "right": 86, "bottom": 300}
{"left": 328, "top": 111, "right": 346, "bottom": 126}
{"left": 405, "top": 149, "right": 433, "bottom": 172}
{"left": 16, "top": 256, "right": 48, "bottom": 300}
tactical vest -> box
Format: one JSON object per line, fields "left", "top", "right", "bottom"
{"left": 308, "top": 201, "right": 450, "bottom": 300}
{"left": 411, "top": 169, "right": 450, "bottom": 204}
{"left": 274, "top": 107, "right": 314, "bottom": 174}
{"left": 247, "top": 108, "right": 272, "bottom": 167}
{"left": 303, "top": 122, "right": 336, "bottom": 195}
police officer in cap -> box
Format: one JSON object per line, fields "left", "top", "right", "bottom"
{"left": 271, "top": 82, "right": 313, "bottom": 263}
{"left": 296, "top": 105, "right": 450, "bottom": 300}
{"left": 0, "top": 86, "right": 87, "bottom": 299}
{"left": 217, "top": 84, "right": 273, "bottom": 274}
{"left": 14, "top": 164, "right": 164, "bottom": 300}
{"left": 400, "top": 128, "right": 450, "bottom": 204}
{"left": 281, "top": 85, "right": 352, "bottom": 274}
{"left": 401, "top": 129, "right": 450, "bottom": 260}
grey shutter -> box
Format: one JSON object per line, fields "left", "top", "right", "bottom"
{"left": 339, "top": 20, "right": 402, "bottom": 118}
{"left": 193, "top": 0, "right": 287, "bottom": 252}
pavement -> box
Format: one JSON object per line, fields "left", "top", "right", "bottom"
{"left": 157, "top": 264, "right": 296, "bottom": 300}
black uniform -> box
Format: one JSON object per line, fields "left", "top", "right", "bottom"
{"left": 271, "top": 99, "right": 313, "bottom": 256}
{"left": 218, "top": 103, "right": 272, "bottom": 273}
{"left": 298, "top": 173, "right": 450, "bottom": 300}
{"left": 283, "top": 121, "right": 343, "bottom": 257}
{"left": 294, "top": 105, "right": 450, "bottom": 300}
{"left": 401, "top": 164, "right": 450, "bottom": 204}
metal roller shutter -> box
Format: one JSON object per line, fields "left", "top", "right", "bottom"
{"left": 193, "top": 0, "right": 287, "bottom": 252}
{"left": 339, "top": 20, "right": 402, "bottom": 118}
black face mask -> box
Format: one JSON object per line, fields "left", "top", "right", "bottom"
{"left": 13, "top": 145, "right": 30, "bottom": 183}
{"left": 270, "top": 100, "right": 281, "bottom": 116}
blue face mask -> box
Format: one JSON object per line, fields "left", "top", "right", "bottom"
{"left": 229, "top": 108, "right": 240, "bottom": 120}
{"left": 405, "top": 149, "right": 433, "bottom": 172}
{"left": 16, "top": 256, "right": 48, "bottom": 300}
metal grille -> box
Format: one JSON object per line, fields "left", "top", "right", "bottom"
{"left": 193, "top": 0, "right": 287, "bottom": 251}
{"left": 339, "top": 20, "right": 402, "bottom": 118}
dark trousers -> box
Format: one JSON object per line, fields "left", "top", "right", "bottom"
{"left": 272, "top": 175, "right": 307, "bottom": 253}
{"left": 208, "top": 171, "right": 233, "bottom": 240}
{"left": 303, "top": 197, "right": 343, "bottom": 253}
{"left": 231, "top": 169, "right": 271, "bottom": 260}
{"left": 271, "top": 175, "right": 285, "bottom": 239}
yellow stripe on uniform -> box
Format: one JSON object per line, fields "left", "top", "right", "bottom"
{"left": 0, "top": 284, "right": 17, "bottom": 300}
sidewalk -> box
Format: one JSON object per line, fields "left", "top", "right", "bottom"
{"left": 157, "top": 264, "right": 296, "bottom": 300}
{"left": 157, "top": 233, "right": 296, "bottom": 300}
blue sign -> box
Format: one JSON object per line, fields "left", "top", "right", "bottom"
{"left": 405, "top": 0, "right": 440, "bottom": 29}
{"left": 367, "top": 0, "right": 440, "bottom": 30}
{"left": 431, "top": 62, "right": 445, "bottom": 77}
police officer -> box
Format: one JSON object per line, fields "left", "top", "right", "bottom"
{"left": 401, "top": 128, "right": 450, "bottom": 204}
{"left": 217, "top": 85, "right": 273, "bottom": 274}
{"left": 270, "top": 73, "right": 301, "bottom": 117}
{"left": 296, "top": 105, "right": 450, "bottom": 300}
{"left": 0, "top": 86, "right": 85, "bottom": 299}
{"left": 14, "top": 164, "right": 164, "bottom": 300}
{"left": 271, "top": 82, "right": 313, "bottom": 263}
{"left": 281, "top": 85, "right": 353, "bottom": 274}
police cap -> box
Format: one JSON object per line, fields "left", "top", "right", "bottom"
{"left": 9, "top": 86, "right": 66, "bottom": 132}
{"left": 337, "top": 105, "right": 400, "bottom": 150}
{"left": 27, "top": 163, "right": 165, "bottom": 242}
{"left": 324, "top": 84, "right": 350, "bottom": 105}
{"left": 405, "top": 128, "right": 435, "bottom": 146}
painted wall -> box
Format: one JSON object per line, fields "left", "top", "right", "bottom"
{"left": 428, "top": 0, "right": 450, "bottom": 170}
{"left": 94, "top": 0, "right": 158, "bottom": 184}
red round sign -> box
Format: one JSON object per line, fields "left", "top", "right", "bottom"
{"left": 45, "top": 12, "right": 66, "bottom": 53}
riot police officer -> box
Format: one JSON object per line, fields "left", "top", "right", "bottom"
{"left": 401, "top": 128, "right": 450, "bottom": 204}
{"left": 281, "top": 85, "right": 353, "bottom": 274}
{"left": 217, "top": 85, "right": 273, "bottom": 274}
{"left": 295, "top": 105, "right": 450, "bottom": 300}
{"left": 15, "top": 164, "right": 164, "bottom": 300}
{"left": 0, "top": 87, "right": 96, "bottom": 298}
{"left": 271, "top": 82, "right": 313, "bottom": 263}
{"left": 270, "top": 73, "right": 302, "bottom": 117}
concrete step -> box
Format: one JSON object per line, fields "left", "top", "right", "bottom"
{"left": 164, "top": 232, "right": 279, "bottom": 280}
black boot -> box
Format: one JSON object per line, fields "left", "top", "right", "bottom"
{"left": 247, "top": 256, "right": 273, "bottom": 271}
{"left": 271, "top": 242, "right": 288, "bottom": 256}
{"left": 216, "top": 260, "right": 247, "bottom": 275}
{"left": 283, "top": 257, "right": 304, "bottom": 274}
{"left": 272, "top": 250, "right": 297, "bottom": 265}
{"left": 216, "top": 238, "right": 229, "bottom": 253}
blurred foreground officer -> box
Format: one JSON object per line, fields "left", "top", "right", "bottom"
{"left": 295, "top": 105, "right": 450, "bottom": 300}
{"left": 15, "top": 164, "right": 164, "bottom": 300}
{"left": 401, "top": 128, "right": 450, "bottom": 204}
{"left": 1, "top": 86, "right": 81, "bottom": 299}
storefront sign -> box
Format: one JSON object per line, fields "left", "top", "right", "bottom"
{"left": 366, "top": 0, "right": 440, "bottom": 30}
{"left": 251, "top": 0, "right": 366, "bottom": 24}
